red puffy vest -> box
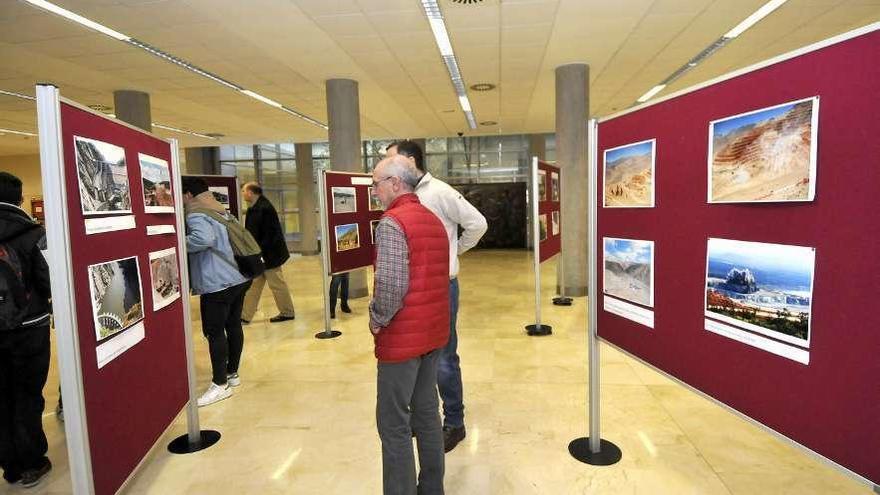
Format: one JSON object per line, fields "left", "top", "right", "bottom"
{"left": 373, "top": 193, "right": 450, "bottom": 363}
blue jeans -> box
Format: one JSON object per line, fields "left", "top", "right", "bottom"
{"left": 438, "top": 278, "right": 463, "bottom": 428}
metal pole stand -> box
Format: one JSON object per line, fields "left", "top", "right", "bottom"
{"left": 553, "top": 296, "right": 573, "bottom": 306}
{"left": 527, "top": 156, "right": 552, "bottom": 337}
{"left": 525, "top": 323, "right": 552, "bottom": 336}
{"left": 568, "top": 438, "right": 622, "bottom": 466}
{"left": 167, "top": 431, "right": 222, "bottom": 454}
{"left": 315, "top": 170, "right": 342, "bottom": 340}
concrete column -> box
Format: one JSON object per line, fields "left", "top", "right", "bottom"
{"left": 326, "top": 78, "right": 368, "bottom": 298}
{"left": 113, "top": 90, "right": 152, "bottom": 132}
{"left": 555, "top": 64, "right": 589, "bottom": 297}
{"left": 183, "top": 147, "right": 219, "bottom": 175}
{"left": 295, "top": 143, "right": 318, "bottom": 255}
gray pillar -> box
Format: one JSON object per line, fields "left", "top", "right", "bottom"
{"left": 296, "top": 142, "right": 318, "bottom": 255}
{"left": 555, "top": 64, "right": 589, "bottom": 297}
{"left": 183, "top": 147, "right": 219, "bottom": 175}
{"left": 326, "top": 78, "right": 368, "bottom": 298}
{"left": 528, "top": 134, "right": 546, "bottom": 161}
{"left": 113, "top": 90, "right": 152, "bottom": 132}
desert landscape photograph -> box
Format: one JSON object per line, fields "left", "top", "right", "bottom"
{"left": 709, "top": 97, "right": 818, "bottom": 203}
{"left": 603, "top": 139, "right": 655, "bottom": 207}
{"left": 603, "top": 237, "right": 654, "bottom": 307}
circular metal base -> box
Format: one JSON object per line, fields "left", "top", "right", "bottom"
{"left": 167, "top": 430, "right": 221, "bottom": 454}
{"left": 552, "top": 296, "right": 573, "bottom": 306}
{"left": 525, "top": 324, "right": 552, "bottom": 336}
{"left": 568, "top": 437, "right": 622, "bottom": 466}
{"left": 315, "top": 330, "right": 342, "bottom": 339}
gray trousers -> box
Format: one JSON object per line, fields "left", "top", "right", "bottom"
{"left": 376, "top": 350, "right": 444, "bottom": 495}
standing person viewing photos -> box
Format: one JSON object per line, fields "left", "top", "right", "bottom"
{"left": 386, "top": 140, "right": 488, "bottom": 453}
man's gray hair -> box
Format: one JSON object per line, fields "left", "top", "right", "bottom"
{"left": 380, "top": 155, "right": 423, "bottom": 190}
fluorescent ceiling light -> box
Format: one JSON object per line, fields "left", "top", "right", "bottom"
{"left": 22, "top": 0, "right": 129, "bottom": 41}
{"left": 636, "top": 85, "right": 666, "bottom": 103}
{"left": 723, "top": 0, "right": 788, "bottom": 39}
{"left": 458, "top": 95, "right": 472, "bottom": 113}
{"left": 152, "top": 123, "right": 215, "bottom": 140}
{"left": 21, "top": 0, "right": 326, "bottom": 130}
{"left": 0, "top": 89, "right": 36, "bottom": 101}
{"left": 0, "top": 128, "right": 38, "bottom": 137}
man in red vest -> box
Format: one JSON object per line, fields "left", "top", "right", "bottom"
{"left": 369, "top": 155, "right": 450, "bottom": 495}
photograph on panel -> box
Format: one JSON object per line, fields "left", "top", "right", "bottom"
{"left": 332, "top": 186, "right": 357, "bottom": 214}
{"left": 149, "top": 247, "right": 181, "bottom": 311}
{"left": 603, "top": 139, "right": 655, "bottom": 208}
{"left": 139, "top": 153, "right": 174, "bottom": 213}
{"left": 209, "top": 186, "right": 231, "bottom": 211}
{"left": 368, "top": 187, "right": 383, "bottom": 211}
{"left": 705, "top": 238, "right": 814, "bottom": 347}
{"left": 88, "top": 255, "right": 145, "bottom": 340}
{"left": 370, "top": 219, "right": 380, "bottom": 244}
{"left": 538, "top": 214, "right": 548, "bottom": 242}
{"left": 537, "top": 169, "right": 547, "bottom": 201}
{"left": 603, "top": 237, "right": 654, "bottom": 307}
{"left": 74, "top": 135, "right": 132, "bottom": 215}
{"left": 551, "top": 210, "right": 560, "bottom": 236}
{"left": 709, "top": 96, "right": 818, "bottom": 203}
{"left": 551, "top": 171, "right": 560, "bottom": 202}
{"left": 335, "top": 223, "right": 360, "bottom": 251}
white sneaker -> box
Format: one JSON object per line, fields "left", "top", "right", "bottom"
{"left": 227, "top": 373, "right": 241, "bottom": 387}
{"left": 197, "top": 383, "right": 232, "bottom": 407}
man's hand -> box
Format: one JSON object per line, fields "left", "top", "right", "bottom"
{"left": 370, "top": 323, "right": 381, "bottom": 335}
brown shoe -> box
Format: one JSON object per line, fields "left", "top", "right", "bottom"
{"left": 443, "top": 425, "right": 466, "bottom": 453}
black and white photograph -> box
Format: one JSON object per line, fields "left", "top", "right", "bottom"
{"left": 551, "top": 172, "right": 560, "bottom": 202}
{"left": 551, "top": 210, "right": 560, "bottom": 236}
{"left": 88, "top": 255, "right": 145, "bottom": 341}
{"left": 537, "top": 170, "right": 547, "bottom": 201}
{"left": 149, "top": 247, "right": 181, "bottom": 311}
{"left": 75, "top": 135, "right": 132, "bottom": 215}
{"left": 332, "top": 186, "right": 357, "bottom": 214}
{"left": 139, "top": 153, "right": 174, "bottom": 213}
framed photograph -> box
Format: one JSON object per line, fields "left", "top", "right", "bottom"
{"left": 208, "top": 186, "right": 231, "bottom": 211}
{"left": 537, "top": 170, "right": 547, "bottom": 201}
{"left": 551, "top": 172, "right": 560, "bottom": 202}
{"left": 88, "top": 255, "right": 145, "bottom": 341}
{"left": 332, "top": 186, "right": 357, "bottom": 214}
{"left": 538, "top": 214, "right": 548, "bottom": 242}
{"left": 149, "top": 247, "right": 181, "bottom": 311}
{"left": 705, "top": 238, "right": 815, "bottom": 348}
{"left": 368, "top": 187, "right": 383, "bottom": 211}
{"left": 551, "top": 210, "right": 560, "bottom": 236}
{"left": 74, "top": 135, "right": 132, "bottom": 215}
{"left": 603, "top": 139, "right": 655, "bottom": 208}
{"left": 370, "top": 219, "right": 380, "bottom": 244}
{"left": 708, "top": 96, "right": 818, "bottom": 203}
{"left": 603, "top": 237, "right": 654, "bottom": 308}
{"left": 335, "top": 223, "right": 360, "bottom": 252}
{"left": 139, "top": 153, "right": 174, "bottom": 213}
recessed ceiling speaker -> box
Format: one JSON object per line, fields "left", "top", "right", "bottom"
{"left": 470, "top": 83, "right": 496, "bottom": 91}
{"left": 449, "top": 0, "right": 484, "bottom": 4}
{"left": 479, "top": 121, "right": 497, "bottom": 126}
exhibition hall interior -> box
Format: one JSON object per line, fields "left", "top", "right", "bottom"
{"left": 0, "top": 0, "right": 878, "bottom": 494}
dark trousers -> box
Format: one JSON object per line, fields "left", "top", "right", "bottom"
{"left": 0, "top": 325, "right": 50, "bottom": 480}
{"left": 200, "top": 281, "right": 251, "bottom": 385}
{"left": 377, "top": 350, "right": 444, "bottom": 495}
{"left": 437, "top": 278, "right": 463, "bottom": 428}
{"left": 329, "top": 273, "right": 349, "bottom": 312}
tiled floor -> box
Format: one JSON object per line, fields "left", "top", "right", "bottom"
{"left": 5, "top": 250, "right": 871, "bottom": 494}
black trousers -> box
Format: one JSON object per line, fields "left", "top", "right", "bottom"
{"left": 329, "top": 273, "right": 349, "bottom": 311}
{"left": 200, "top": 281, "right": 251, "bottom": 385}
{"left": 0, "top": 325, "right": 50, "bottom": 480}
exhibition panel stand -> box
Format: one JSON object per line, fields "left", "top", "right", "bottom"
{"left": 181, "top": 174, "right": 241, "bottom": 220}
{"left": 593, "top": 24, "right": 879, "bottom": 488}
{"left": 525, "top": 157, "right": 562, "bottom": 336}
{"left": 36, "top": 85, "right": 211, "bottom": 495}
{"left": 315, "top": 170, "right": 383, "bottom": 339}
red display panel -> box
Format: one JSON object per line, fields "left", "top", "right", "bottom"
{"left": 183, "top": 174, "right": 240, "bottom": 219}
{"left": 60, "top": 102, "right": 189, "bottom": 495}
{"left": 596, "top": 29, "right": 880, "bottom": 484}
{"left": 537, "top": 160, "right": 561, "bottom": 263}
{"left": 324, "top": 171, "right": 383, "bottom": 274}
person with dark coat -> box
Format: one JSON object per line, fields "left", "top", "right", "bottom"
{"left": 240, "top": 182, "right": 295, "bottom": 323}
{"left": 0, "top": 172, "right": 53, "bottom": 488}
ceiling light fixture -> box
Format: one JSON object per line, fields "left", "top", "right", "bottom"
{"left": 0, "top": 128, "right": 38, "bottom": 137}
{"left": 152, "top": 123, "right": 216, "bottom": 140}
{"left": 420, "top": 0, "right": 477, "bottom": 129}
{"left": 631, "top": 0, "right": 789, "bottom": 106}
{"left": 0, "top": 89, "right": 36, "bottom": 101}
{"left": 21, "top": 0, "right": 327, "bottom": 130}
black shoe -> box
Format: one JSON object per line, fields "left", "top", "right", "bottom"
{"left": 443, "top": 425, "right": 466, "bottom": 453}
{"left": 240, "top": 318, "right": 250, "bottom": 325}
{"left": 340, "top": 304, "right": 351, "bottom": 314}
{"left": 20, "top": 459, "right": 51, "bottom": 488}
{"left": 330, "top": 311, "right": 336, "bottom": 319}
{"left": 3, "top": 470, "right": 22, "bottom": 484}
{"left": 269, "top": 314, "right": 295, "bottom": 323}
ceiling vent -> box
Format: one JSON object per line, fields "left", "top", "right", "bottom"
{"left": 470, "top": 83, "right": 496, "bottom": 92}
{"left": 448, "top": 0, "right": 484, "bottom": 4}
{"left": 479, "top": 120, "right": 497, "bottom": 126}
{"left": 204, "top": 132, "right": 225, "bottom": 138}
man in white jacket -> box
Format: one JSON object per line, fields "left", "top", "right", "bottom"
{"left": 386, "top": 140, "right": 487, "bottom": 453}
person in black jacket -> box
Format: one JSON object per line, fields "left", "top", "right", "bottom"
{"left": 0, "top": 172, "right": 53, "bottom": 488}
{"left": 240, "top": 182, "right": 295, "bottom": 323}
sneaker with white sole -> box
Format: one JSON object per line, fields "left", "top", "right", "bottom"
{"left": 197, "top": 382, "right": 232, "bottom": 407}
{"left": 226, "top": 373, "right": 241, "bottom": 387}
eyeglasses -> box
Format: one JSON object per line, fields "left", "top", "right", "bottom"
{"left": 371, "top": 176, "right": 393, "bottom": 188}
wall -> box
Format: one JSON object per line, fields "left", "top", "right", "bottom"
{"left": 0, "top": 153, "right": 43, "bottom": 210}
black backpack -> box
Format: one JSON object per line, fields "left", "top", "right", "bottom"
{"left": 0, "top": 242, "right": 28, "bottom": 331}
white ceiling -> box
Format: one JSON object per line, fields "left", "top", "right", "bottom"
{"left": 0, "top": 0, "right": 877, "bottom": 155}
